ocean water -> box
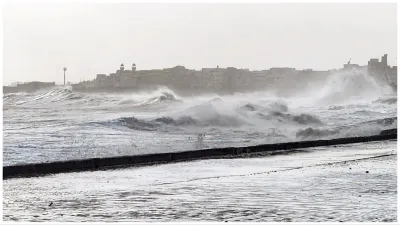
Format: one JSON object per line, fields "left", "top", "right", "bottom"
{"left": 3, "top": 68, "right": 397, "bottom": 166}
{"left": 2, "top": 67, "right": 398, "bottom": 222}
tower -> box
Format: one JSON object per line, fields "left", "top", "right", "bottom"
{"left": 120, "top": 63, "right": 125, "bottom": 71}
{"left": 382, "top": 54, "right": 388, "bottom": 67}
{"left": 63, "top": 67, "right": 67, "bottom": 85}
{"left": 132, "top": 63, "right": 136, "bottom": 72}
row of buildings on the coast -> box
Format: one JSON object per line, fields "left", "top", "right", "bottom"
{"left": 72, "top": 63, "right": 306, "bottom": 92}
{"left": 3, "top": 54, "right": 397, "bottom": 94}
{"left": 71, "top": 54, "right": 397, "bottom": 94}
{"left": 3, "top": 81, "right": 56, "bottom": 94}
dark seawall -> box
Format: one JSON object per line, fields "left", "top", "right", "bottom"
{"left": 4, "top": 129, "right": 397, "bottom": 179}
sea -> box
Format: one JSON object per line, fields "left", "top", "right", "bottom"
{"left": 3, "top": 67, "right": 398, "bottom": 222}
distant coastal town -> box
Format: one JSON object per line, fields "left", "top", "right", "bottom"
{"left": 3, "top": 54, "right": 397, "bottom": 94}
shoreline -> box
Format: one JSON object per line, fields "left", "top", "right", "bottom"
{"left": 3, "top": 129, "right": 397, "bottom": 180}
{"left": 4, "top": 141, "right": 396, "bottom": 222}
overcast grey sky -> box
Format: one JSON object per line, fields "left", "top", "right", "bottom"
{"left": 3, "top": 3, "right": 397, "bottom": 84}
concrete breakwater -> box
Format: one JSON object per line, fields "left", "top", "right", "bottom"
{"left": 3, "top": 129, "right": 397, "bottom": 179}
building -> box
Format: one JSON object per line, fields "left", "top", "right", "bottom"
{"left": 4, "top": 81, "right": 56, "bottom": 93}
{"left": 368, "top": 54, "right": 397, "bottom": 90}
{"left": 94, "top": 63, "right": 139, "bottom": 88}
{"left": 343, "top": 64, "right": 361, "bottom": 69}
{"left": 201, "top": 68, "right": 226, "bottom": 89}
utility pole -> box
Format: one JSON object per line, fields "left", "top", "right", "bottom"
{"left": 63, "top": 67, "right": 67, "bottom": 85}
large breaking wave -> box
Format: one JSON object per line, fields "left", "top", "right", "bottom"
{"left": 4, "top": 67, "right": 397, "bottom": 149}
{"left": 289, "top": 67, "right": 394, "bottom": 107}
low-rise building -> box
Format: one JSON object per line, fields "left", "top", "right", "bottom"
{"left": 4, "top": 81, "right": 56, "bottom": 93}
{"left": 367, "top": 54, "right": 397, "bottom": 91}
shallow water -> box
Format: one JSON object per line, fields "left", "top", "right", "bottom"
{"left": 3, "top": 140, "right": 397, "bottom": 222}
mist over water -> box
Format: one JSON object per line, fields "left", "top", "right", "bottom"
{"left": 3, "top": 66, "right": 398, "bottom": 223}
{"left": 3, "top": 68, "right": 397, "bottom": 165}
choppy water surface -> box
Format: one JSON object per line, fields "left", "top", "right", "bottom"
{"left": 3, "top": 68, "right": 397, "bottom": 165}
{"left": 3, "top": 141, "right": 397, "bottom": 222}
{"left": 3, "top": 68, "right": 397, "bottom": 222}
